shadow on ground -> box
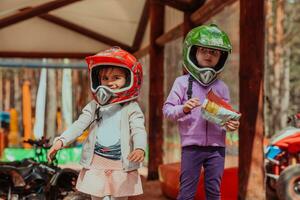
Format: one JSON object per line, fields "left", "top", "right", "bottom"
{"left": 130, "top": 176, "right": 170, "bottom": 200}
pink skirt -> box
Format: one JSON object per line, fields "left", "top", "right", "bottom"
{"left": 76, "top": 154, "right": 143, "bottom": 197}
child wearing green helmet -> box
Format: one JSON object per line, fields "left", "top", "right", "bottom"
{"left": 163, "top": 24, "right": 240, "bottom": 200}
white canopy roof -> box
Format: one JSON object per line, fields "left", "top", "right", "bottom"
{"left": 0, "top": 0, "right": 183, "bottom": 56}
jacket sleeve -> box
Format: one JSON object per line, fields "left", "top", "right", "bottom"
{"left": 163, "top": 78, "right": 187, "bottom": 121}
{"left": 53, "top": 101, "right": 95, "bottom": 147}
{"left": 128, "top": 102, "right": 147, "bottom": 151}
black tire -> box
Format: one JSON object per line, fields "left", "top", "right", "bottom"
{"left": 266, "top": 177, "right": 279, "bottom": 200}
{"left": 25, "top": 193, "right": 46, "bottom": 200}
{"left": 276, "top": 164, "right": 300, "bottom": 200}
{"left": 265, "top": 162, "right": 279, "bottom": 200}
{"left": 63, "top": 191, "right": 91, "bottom": 200}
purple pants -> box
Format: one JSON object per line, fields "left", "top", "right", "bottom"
{"left": 177, "top": 146, "right": 225, "bottom": 200}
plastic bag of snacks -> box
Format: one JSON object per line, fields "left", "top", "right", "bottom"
{"left": 201, "top": 90, "right": 241, "bottom": 126}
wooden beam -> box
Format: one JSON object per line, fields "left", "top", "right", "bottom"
{"left": 156, "top": 24, "right": 184, "bottom": 46}
{"left": 182, "top": 12, "right": 194, "bottom": 74}
{"left": 190, "top": 0, "right": 237, "bottom": 25}
{"left": 156, "top": 0, "right": 237, "bottom": 46}
{"left": 148, "top": 0, "right": 164, "bottom": 180}
{"left": 133, "top": 46, "right": 149, "bottom": 59}
{"left": 183, "top": 12, "right": 194, "bottom": 37}
{"left": 239, "top": 0, "right": 265, "bottom": 199}
{"left": 132, "top": 0, "right": 150, "bottom": 51}
{"left": 0, "top": 51, "right": 93, "bottom": 58}
{"left": 39, "top": 13, "right": 132, "bottom": 52}
{"left": 0, "top": 0, "right": 81, "bottom": 29}
{"left": 162, "top": 0, "right": 205, "bottom": 12}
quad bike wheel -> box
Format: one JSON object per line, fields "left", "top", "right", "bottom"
{"left": 265, "top": 162, "right": 279, "bottom": 200}
{"left": 277, "top": 164, "right": 300, "bottom": 200}
{"left": 266, "top": 177, "right": 279, "bottom": 200}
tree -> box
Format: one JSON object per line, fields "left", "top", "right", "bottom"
{"left": 265, "top": 0, "right": 289, "bottom": 137}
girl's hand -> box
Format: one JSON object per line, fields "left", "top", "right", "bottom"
{"left": 183, "top": 98, "right": 200, "bottom": 114}
{"left": 127, "top": 149, "right": 145, "bottom": 163}
{"left": 47, "top": 140, "right": 63, "bottom": 162}
{"left": 225, "top": 120, "right": 240, "bottom": 132}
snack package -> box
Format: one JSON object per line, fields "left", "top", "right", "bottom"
{"left": 201, "top": 90, "right": 241, "bottom": 126}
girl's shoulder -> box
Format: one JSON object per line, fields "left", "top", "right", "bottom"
{"left": 210, "top": 80, "right": 230, "bottom": 100}
{"left": 90, "top": 100, "right": 100, "bottom": 110}
{"left": 175, "top": 74, "right": 189, "bottom": 83}
{"left": 172, "top": 74, "right": 189, "bottom": 89}
{"left": 123, "top": 101, "right": 144, "bottom": 115}
{"left": 123, "top": 100, "right": 141, "bottom": 110}
{"left": 82, "top": 100, "right": 98, "bottom": 112}
{"left": 213, "top": 79, "right": 229, "bottom": 90}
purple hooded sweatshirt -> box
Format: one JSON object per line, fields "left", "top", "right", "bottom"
{"left": 163, "top": 75, "right": 230, "bottom": 147}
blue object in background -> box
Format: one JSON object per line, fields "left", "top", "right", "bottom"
{"left": 266, "top": 146, "right": 282, "bottom": 159}
{"left": 0, "top": 111, "right": 10, "bottom": 123}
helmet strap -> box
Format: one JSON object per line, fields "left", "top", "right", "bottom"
{"left": 187, "top": 75, "right": 194, "bottom": 100}
{"left": 95, "top": 107, "right": 102, "bottom": 122}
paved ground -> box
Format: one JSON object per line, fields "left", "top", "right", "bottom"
{"left": 130, "top": 176, "right": 170, "bottom": 200}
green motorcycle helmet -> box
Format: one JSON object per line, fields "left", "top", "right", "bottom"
{"left": 183, "top": 24, "right": 232, "bottom": 86}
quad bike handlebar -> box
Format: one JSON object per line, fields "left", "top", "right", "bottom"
{"left": 23, "top": 136, "right": 51, "bottom": 148}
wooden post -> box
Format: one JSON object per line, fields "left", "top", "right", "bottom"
{"left": 182, "top": 12, "right": 194, "bottom": 75}
{"left": 0, "top": 71, "right": 3, "bottom": 111}
{"left": 13, "top": 70, "right": 22, "bottom": 143}
{"left": 8, "top": 108, "right": 20, "bottom": 147}
{"left": 183, "top": 12, "right": 194, "bottom": 37}
{"left": 46, "top": 69, "right": 57, "bottom": 139}
{"left": 239, "top": 0, "right": 265, "bottom": 199}
{"left": 4, "top": 79, "right": 11, "bottom": 111}
{"left": 148, "top": 0, "right": 164, "bottom": 180}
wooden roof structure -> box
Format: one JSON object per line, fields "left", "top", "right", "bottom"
{"left": 0, "top": 0, "right": 236, "bottom": 59}
{"left": 0, "top": 0, "right": 149, "bottom": 57}
{"left": 0, "top": 0, "right": 265, "bottom": 199}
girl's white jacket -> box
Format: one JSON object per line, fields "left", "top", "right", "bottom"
{"left": 53, "top": 100, "right": 147, "bottom": 172}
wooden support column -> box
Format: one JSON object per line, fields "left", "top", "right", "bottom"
{"left": 182, "top": 12, "right": 193, "bottom": 75}
{"left": 183, "top": 12, "right": 194, "bottom": 37}
{"left": 239, "top": 0, "right": 265, "bottom": 199}
{"left": 148, "top": 0, "right": 164, "bottom": 180}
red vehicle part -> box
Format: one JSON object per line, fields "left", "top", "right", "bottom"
{"left": 158, "top": 163, "right": 238, "bottom": 200}
{"left": 273, "top": 132, "right": 300, "bottom": 154}
{"left": 266, "top": 125, "right": 300, "bottom": 200}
